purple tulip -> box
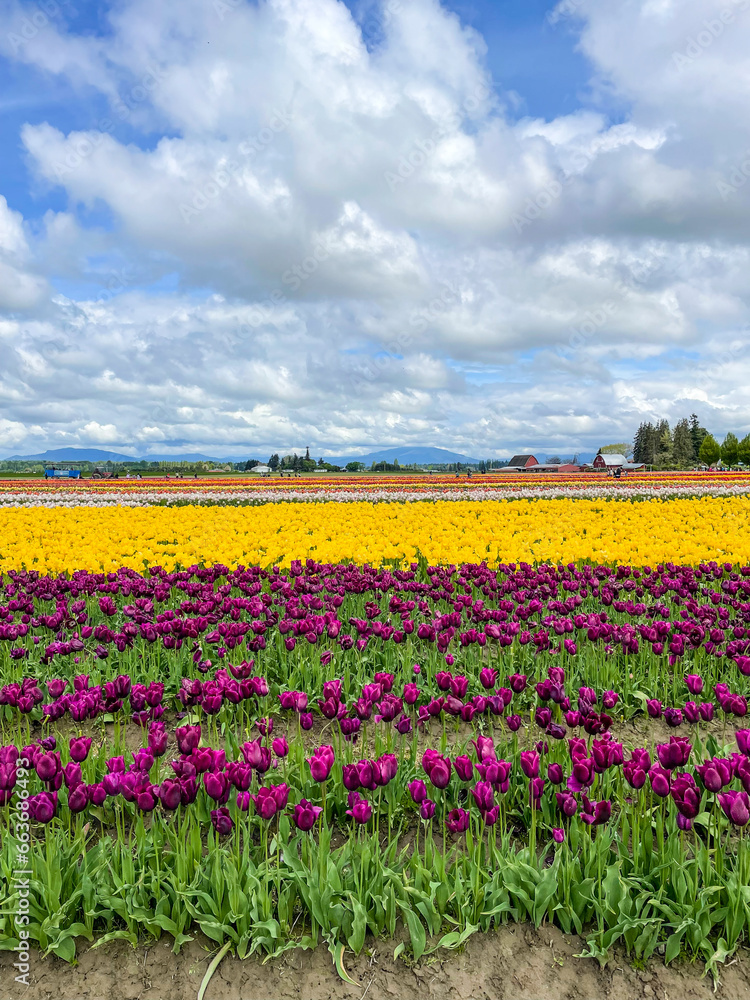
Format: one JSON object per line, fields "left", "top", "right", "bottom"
{"left": 293, "top": 799, "right": 322, "bottom": 831}
{"left": 67, "top": 784, "right": 89, "bottom": 813}
{"left": 718, "top": 790, "right": 750, "bottom": 827}
{"left": 408, "top": 779, "right": 427, "bottom": 804}
{"left": 307, "top": 748, "right": 334, "bottom": 783}
{"left": 480, "top": 667, "right": 497, "bottom": 690}
{"left": 683, "top": 701, "right": 700, "bottom": 724}
{"left": 210, "top": 807, "right": 234, "bottom": 836}
{"left": 664, "top": 707, "right": 683, "bottom": 728}
{"left": 555, "top": 791, "right": 577, "bottom": 817}
{"left": 445, "top": 807, "right": 470, "bottom": 834}
{"left": 148, "top": 722, "right": 169, "bottom": 757}
{"left": 28, "top": 791, "right": 57, "bottom": 823}
{"left": 602, "top": 690, "right": 619, "bottom": 710}
{"left": 420, "top": 798, "right": 436, "bottom": 820}
{"left": 68, "top": 737, "right": 92, "bottom": 763}
{"left": 203, "top": 771, "right": 229, "bottom": 804}
{"left": 470, "top": 781, "right": 494, "bottom": 813}
{"left": 528, "top": 777, "right": 545, "bottom": 809}
{"left": 347, "top": 797, "right": 373, "bottom": 825}
{"left": 454, "top": 755, "right": 474, "bottom": 782}
{"left": 157, "top": 779, "right": 182, "bottom": 811}
{"left": 63, "top": 762, "right": 82, "bottom": 789}
{"left": 685, "top": 674, "right": 704, "bottom": 695}
{"left": 508, "top": 673, "right": 527, "bottom": 693}
{"left": 552, "top": 828, "right": 565, "bottom": 844}
{"left": 402, "top": 682, "right": 421, "bottom": 705}
{"left": 581, "top": 798, "right": 611, "bottom": 826}
{"left": 35, "top": 752, "right": 60, "bottom": 783}
{"left": 656, "top": 737, "right": 692, "bottom": 771}
{"left": 520, "top": 751, "right": 539, "bottom": 779}
{"left": 646, "top": 699, "right": 662, "bottom": 719}
{"left": 547, "top": 763, "right": 564, "bottom": 785}
{"left": 671, "top": 772, "right": 701, "bottom": 819}
{"left": 649, "top": 766, "right": 671, "bottom": 798}
{"left": 176, "top": 724, "right": 201, "bottom": 756}
{"left": 623, "top": 760, "right": 647, "bottom": 789}
{"left": 251, "top": 786, "right": 280, "bottom": 820}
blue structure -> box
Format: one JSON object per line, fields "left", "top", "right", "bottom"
{"left": 44, "top": 468, "right": 82, "bottom": 479}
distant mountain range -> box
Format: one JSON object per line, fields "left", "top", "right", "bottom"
{"left": 324, "top": 446, "right": 481, "bottom": 466}
{"left": 3, "top": 448, "right": 228, "bottom": 463}
{"left": 5, "top": 448, "right": 140, "bottom": 463}
{"left": 2, "top": 445, "right": 599, "bottom": 466}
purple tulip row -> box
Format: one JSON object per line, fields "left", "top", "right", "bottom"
{"left": 1, "top": 561, "right": 749, "bottom": 675}
{"left": 4, "top": 712, "right": 750, "bottom": 844}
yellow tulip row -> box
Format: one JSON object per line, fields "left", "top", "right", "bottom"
{"left": 1, "top": 497, "right": 749, "bottom": 574}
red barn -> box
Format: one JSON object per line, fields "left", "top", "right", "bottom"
{"left": 505, "top": 455, "right": 539, "bottom": 469}
{"left": 592, "top": 453, "right": 626, "bottom": 470}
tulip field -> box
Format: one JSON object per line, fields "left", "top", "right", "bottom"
{"left": 2, "top": 477, "right": 750, "bottom": 996}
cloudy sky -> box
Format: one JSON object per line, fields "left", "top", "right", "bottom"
{"left": 0, "top": 0, "right": 749, "bottom": 460}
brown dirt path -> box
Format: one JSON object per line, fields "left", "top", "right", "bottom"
{"left": 3, "top": 926, "right": 750, "bottom": 1000}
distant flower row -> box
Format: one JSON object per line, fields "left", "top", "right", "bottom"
{"left": 3, "top": 479, "right": 750, "bottom": 507}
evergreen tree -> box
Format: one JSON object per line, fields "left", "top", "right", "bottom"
{"left": 738, "top": 434, "right": 750, "bottom": 467}
{"left": 721, "top": 432, "right": 739, "bottom": 467}
{"left": 633, "top": 422, "right": 655, "bottom": 464}
{"left": 690, "top": 414, "right": 707, "bottom": 457}
{"left": 268, "top": 454, "right": 280, "bottom": 470}
{"left": 654, "top": 420, "right": 671, "bottom": 467}
{"left": 672, "top": 418, "right": 694, "bottom": 467}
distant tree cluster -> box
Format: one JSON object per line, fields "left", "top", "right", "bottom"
{"left": 632, "top": 414, "right": 750, "bottom": 469}
{"left": 598, "top": 443, "right": 633, "bottom": 458}
{"left": 260, "top": 451, "right": 341, "bottom": 473}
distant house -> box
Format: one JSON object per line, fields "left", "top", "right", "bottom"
{"left": 592, "top": 453, "right": 627, "bottom": 470}
{"left": 248, "top": 464, "right": 271, "bottom": 474}
{"left": 500, "top": 455, "right": 539, "bottom": 470}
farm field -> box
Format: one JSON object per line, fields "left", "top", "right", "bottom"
{"left": 2, "top": 470, "right": 750, "bottom": 508}
{"left": 3, "top": 484, "right": 750, "bottom": 998}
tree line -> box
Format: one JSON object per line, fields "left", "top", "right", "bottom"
{"left": 633, "top": 414, "right": 750, "bottom": 469}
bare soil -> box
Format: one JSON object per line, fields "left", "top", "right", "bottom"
{"left": 3, "top": 927, "right": 750, "bottom": 1000}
